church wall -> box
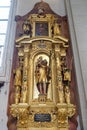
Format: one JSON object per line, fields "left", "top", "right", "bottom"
{"left": 65, "top": 0, "right": 87, "bottom": 129}
{"left": 0, "top": 83, "right": 9, "bottom": 130}
{"left": 70, "top": 0, "right": 87, "bottom": 101}
{"left": 16, "top": 0, "right": 66, "bottom": 16}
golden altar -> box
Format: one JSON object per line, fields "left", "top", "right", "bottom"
{"left": 9, "top": 1, "right": 76, "bottom": 130}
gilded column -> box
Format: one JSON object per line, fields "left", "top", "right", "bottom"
{"left": 14, "top": 67, "right": 22, "bottom": 104}
{"left": 21, "top": 45, "right": 29, "bottom": 103}
{"left": 55, "top": 45, "right": 65, "bottom": 103}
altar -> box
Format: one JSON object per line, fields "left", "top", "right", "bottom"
{"left": 8, "top": 1, "right": 77, "bottom": 130}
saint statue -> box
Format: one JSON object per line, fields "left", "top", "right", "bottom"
{"left": 35, "top": 56, "right": 51, "bottom": 95}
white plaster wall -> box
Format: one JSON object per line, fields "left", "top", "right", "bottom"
{"left": 16, "top": 0, "right": 66, "bottom": 16}
{"left": 65, "top": 0, "right": 87, "bottom": 129}
{"left": 69, "top": 0, "right": 87, "bottom": 101}
{"left": 0, "top": 83, "right": 9, "bottom": 130}
{"left": 69, "top": 1, "right": 87, "bottom": 129}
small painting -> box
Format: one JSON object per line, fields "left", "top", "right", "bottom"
{"left": 35, "top": 22, "right": 48, "bottom": 36}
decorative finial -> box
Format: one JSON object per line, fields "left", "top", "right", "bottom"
{"left": 41, "top": 0, "right": 44, "bottom": 2}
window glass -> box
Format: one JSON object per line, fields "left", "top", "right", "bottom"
{"left": 0, "top": 35, "right": 6, "bottom": 45}
{"left": 0, "top": 47, "right": 4, "bottom": 66}
{"left": 0, "top": 0, "right": 11, "bottom": 67}
{"left": 0, "top": 0, "right": 11, "bottom": 6}
{"left": 0, "top": 21, "right": 8, "bottom": 34}
{"left": 0, "top": 8, "right": 10, "bottom": 19}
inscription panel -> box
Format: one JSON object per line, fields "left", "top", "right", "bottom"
{"left": 34, "top": 114, "right": 51, "bottom": 122}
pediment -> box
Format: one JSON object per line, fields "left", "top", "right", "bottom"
{"left": 16, "top": 35, "right": 68, "bottom": 48}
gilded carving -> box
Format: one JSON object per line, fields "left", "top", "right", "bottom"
{"left": 10, "top": 1, "right": 76, "bottom": 130}
{"left": 14, "top": 67, "right": 22, "bottom": 86}
{"left": 64, "top": 86, "right": 71, "bottom": 104}
{"left": 58, "top": 108, "right": 68, "bottom": 126}
{"left": 53, "top": 21, "right": 61, "bottom": 36}
{"left": 22, "top": 20, "right": 32, "bottom": 36}
{"left": 14, "top": 67, "right": 22, "bottom": 104}
{"left": 21, "top": 51, "right": 29, "bottom": 103}
{"left": 10, "top": 104, "right": 29, "bottom": 128}
{"left": 35, "top": 56, "right": 51, "bottom": 95}
{"left": 57, "top": 104, "right": 76, "bottom": 128}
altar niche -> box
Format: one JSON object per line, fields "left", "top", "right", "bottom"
{"left": 34, "top": 54, "right": 51, "bottom": 99}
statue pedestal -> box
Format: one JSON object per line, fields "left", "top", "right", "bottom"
{"left": 28, "top": 100, "right": 57, "bottom": 128}
{"left": 38, "top": 94, "right": 47, "bottom": 102}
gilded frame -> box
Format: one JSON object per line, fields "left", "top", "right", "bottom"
{"left": 28, "top": 14, "right": 54, "bottom": 37}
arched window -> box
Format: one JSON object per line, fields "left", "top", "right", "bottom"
{"left": 0, "top": 0, "right": 16, "bottom": 80}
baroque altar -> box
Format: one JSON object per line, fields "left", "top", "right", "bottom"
{"left": 8, "top": 1, "right": 77, "bottom": 130}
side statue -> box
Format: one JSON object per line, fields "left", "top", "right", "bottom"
{"left": 22, "top": 20, "right": 32, "bottom": 36}
{"left": 35, "top": 56, "right": 51, "bottom": 95}
{"left": 53, "top": 22, "right": 61, "bottom": 36}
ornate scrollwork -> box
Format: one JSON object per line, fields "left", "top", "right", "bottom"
{"left": 10, "top": 104, "right": 29, "bottom": 128}
{"left": 28, "top": 107, "right": 58, "bottom": 128}
{"left": 57, "top": 104, "right": 76, "bottom": 128}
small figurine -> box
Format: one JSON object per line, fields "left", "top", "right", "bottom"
{"left": 37, "top": 7, "right": 46, "bottom": 17}
{"left": 63, "top": 68, "right": 71, "bottom": 81}
{"left": 22, "top": 20, "right": 31, "bottom": 35}
{"left": 54, "top": 22, "right": 61, "bottom": 36}
{"left": 14, "top": 67, "right": 22, "bottom": 86}
{"left": 65, "top": 86, "right": 71, "bottom": 104}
